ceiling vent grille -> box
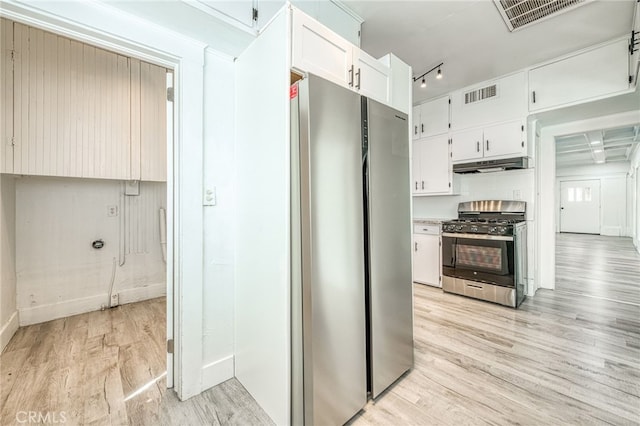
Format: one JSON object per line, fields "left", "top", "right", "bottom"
{"left": 464, "top": 84, "right": 497, "bottom": 104}
{"left": 493, "top": 0, "right": 590, "bottom": 32}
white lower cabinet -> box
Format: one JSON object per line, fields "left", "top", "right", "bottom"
{"left": 412, "top": 135, "right": 454, "bottom": 195}
{"left": 413, "top": 230, "right": 441, "bottom": 287}
{"left": 451, "top": 119, "right": 526, "bottom": 163}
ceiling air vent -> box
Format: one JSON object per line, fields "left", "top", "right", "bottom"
{"left": 464, "top": 84, "right": 497, "bottom": 105}
{"left": 493, "top": 0, "right": 590, "bottom": 32}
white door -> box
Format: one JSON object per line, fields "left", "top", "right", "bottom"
{"left": 291, "top": 8, "right": 353, "bottom": 89}
{"left": 482, "top": 120, "right": 526, "bottom": 159}
{"left": 413, "top": 233, "right": 440, "bottom": 286}
{"left": 560, "top": 179, "right": 601, "bottom": 234}
{"left": 451, "top": 127, "right": 483, "bottom": 162}
{"left": 411, "top": 140, "right": 422, "bottom": 194}
{"left": 353, "top": 49, "right": 390, "bottom": 104}
{"left": 421, "top": 135, "right": 450, "bottom": 194}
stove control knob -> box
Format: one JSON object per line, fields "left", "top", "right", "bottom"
{"left": 456, "top": 225, "right": 464, "bottom": 232}
{"left": 470, "top": 225, "right": 478, "bottom": 233}
{"left": 489, "top": 226, "right": 497, "bottom": 234}
{"left": 495, "top": 226, "right": 506, "bottom": 234}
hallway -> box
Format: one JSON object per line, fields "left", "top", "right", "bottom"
{"left": 556, "top": 233, "right": 640, "bottom": 305}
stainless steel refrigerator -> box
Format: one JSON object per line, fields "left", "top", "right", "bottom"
{"left": 290, "top": 74, "right": 413, "bottom": 426}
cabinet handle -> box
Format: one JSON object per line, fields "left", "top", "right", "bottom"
{"left": 476, "top": 141, "right": 480, "bottom": 152}
{"left": 414, "top": 242, "right": 418, "bottom": 252}
{"left": 415, "top": 181, "right": 418, "bottom": 190}
{"left": 486, "top": 140, "right": 490, "bottom": 151}
{"left": 421, "top": 124, "right": 424, "bottom": 133}
{"left": 414, "top": 125, "right": 418, "bottom": 135}
{"left": 421, "top": 181, "right": 424, "bottom": 190}
{"left": 355, "top": 68, "right": 361, "bottom": 90}
{"left": 532, "top": 90, "right": 536, "bottom": 104}
{"left": 348, "top": 65, "right": 354, "bottom": 88}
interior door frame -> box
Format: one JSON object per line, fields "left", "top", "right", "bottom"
{"left": 0, "top": 0, "right": 208, "bottom": 400}
{"left": 558, "top": 178, "right": 601, "bottom": 234}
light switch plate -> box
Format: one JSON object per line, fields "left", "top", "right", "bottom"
{"left": 204, "top": 187, "right": 216, "bottom": 206}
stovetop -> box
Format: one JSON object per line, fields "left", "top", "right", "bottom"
{"left": 442, "top": 218, "right": 526, "bottom": 236}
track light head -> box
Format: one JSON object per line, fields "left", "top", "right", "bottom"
{"left": 421, "top": 77, "right": 426, "bottom": 88}
{"left": 436, "top": 68, "right": 442, "bottom": 79}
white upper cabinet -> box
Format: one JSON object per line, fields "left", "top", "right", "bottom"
{"left": 291, "top": 8, "right": 353, "bottom": 88}
{"left": 291, "top": 7, "right": 391, "bottom": 106}
{"left": 412, "top": 96, "right": 449, "bottom": 140}
{"left": 528, "top": 38, "right": 629, "bottom": 112}
{"left": 353, "top": 49, "right": 390, "bottom": 103}
{"left": 412, "top": 135, "right": 454, "bottom": 196}
{"left": 451, "top": 119, "right": 526, "bottom": 163}
{"left": 450, "top": 72, "right": 527, "bottom": 131}
{"left": 631, "top": 3, "right": 640, "bottom": 87}
{"left": 451, "top": 127, "right": 484, "bottom": 163}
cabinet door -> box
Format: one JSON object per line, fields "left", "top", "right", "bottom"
{"left": 291, "top": 8, "right": 353, "bottom": 89}
{"left": 420, "top": 135, "right": 451, "bottom": 194}
{"left": 411, "top": 105, "right": 421, "bottom": 140}
{"left": 419, "top": 96, "right": 449, "bottom": 137}
{"left": 353, "top": 49, "right": 390, "bottom": 105}
{"left": 529, "top": 38, "right": 628, "bottom": 111}
{"left": 13, "top": 23, "right": 131, "bottom": 179}
{"left": 483, "top": 120, "right": 526, "bottom": 159}
{"left": 411, "top": 139, "right": 422, "bottom": 194}
{"left": 413, "top": 233, "right": 440, "bottom": 286}
{"left": 451, "top": 127, "right": 483, "bottom": 162}
{"left": 139, "top": 61, "right": 168, "bottom": 182}
{"left": 1, "top": 18, "right": 13, "bottom": 173}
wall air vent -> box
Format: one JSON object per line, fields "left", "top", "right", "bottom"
{"left": 493, "top": 0, "right": 590, "bottom": 32}
{"left": 464, "top": 84, "right": 497, "bottom": 104}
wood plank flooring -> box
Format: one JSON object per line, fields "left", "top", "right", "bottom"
{"left": 0, "top": 298, "right": 273, "bottom": 426}
{"left": 556, "top": 233, "right": 640, "bottom": 305}
{"left": 2, "top": 233, "right": 639, "bottom": 425}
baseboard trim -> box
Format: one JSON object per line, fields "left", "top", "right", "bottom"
{"left": 201, "top": 355, "right": 234, "bottom": 392}
{"left": 18, "top": 282, "right": 166, "bottom": 326}
{"left": 0, "top": 311, "right": 19, "bottom": 352}
{"left": 117, "top": 283, "right": 166, "bottom": 305}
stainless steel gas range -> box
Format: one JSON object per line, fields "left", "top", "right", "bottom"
{"left": 441, "top": 200, "right": 527, "bottom": 308}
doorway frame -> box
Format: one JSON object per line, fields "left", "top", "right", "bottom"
{"left": 536, "top": 109, "right": 640, "bottom": 293}
{"left": 0, "top": 0, "right": 207, "bottom": 400}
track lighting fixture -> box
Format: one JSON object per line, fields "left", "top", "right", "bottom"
{"left": 413, "top": 62, "right": 444, "bottom": 89}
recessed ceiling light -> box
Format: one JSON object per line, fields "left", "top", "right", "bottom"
{"left": 590, "top": 140, "right": 600, "bottom": 145}
{"left": 593, "top": 149, "right": 603, "bottom": 153}
{"left": 595, "top": 160, "right": 605, "bottom": 164}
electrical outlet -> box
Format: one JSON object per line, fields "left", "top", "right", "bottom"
{"left": 107, "top": 205, "right": 118, "bottom": 217}
{"left": 110, "top": 293, "right": 119, "bottom": 308}
{"left": 203, "top": 187, "right": 216, "bottom": 206}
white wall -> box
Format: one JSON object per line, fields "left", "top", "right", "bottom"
{"left": 556, "top": 162, "right": 630, "bottom": 236}
{"left": 200, "top": 49, "right": 236, "bottom": 389}
{"left": 0, "top": 174, "right": 18, "bottom": 352}
{"left": 15, "top": 177, "right": 166, "bottom": 325}
{"left": 412, "top": 168, "right": 537, "bottom": 295}
{"left": 235, "top": 9, "right": 290, "bottom": 426}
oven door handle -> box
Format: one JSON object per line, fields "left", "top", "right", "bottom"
{"left": 442, "top": 232, "right": 514, "bottom": 241}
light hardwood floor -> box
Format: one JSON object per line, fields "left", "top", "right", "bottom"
{"left": 0, "top": 298, "right": 273, "bottom": 426}
{"left": 2, "top": 234, "right": 639, "bottom": 425}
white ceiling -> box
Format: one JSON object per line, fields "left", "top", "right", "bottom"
{"left": 343, "top": 0, "right": 635, "bottom": 103}
{"left": 556, "top": 123, "right": 640, "bottom": 166}
{"left": 101, "top": 1, "right": 635, "bottom": 105}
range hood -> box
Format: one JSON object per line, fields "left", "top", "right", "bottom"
{"left": 453, "top": 157, "right": 529, "bottom": 174}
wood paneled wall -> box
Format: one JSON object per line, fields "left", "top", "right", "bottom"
{"left": 0, "top": 19, "right": 167, "bottom": 181}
